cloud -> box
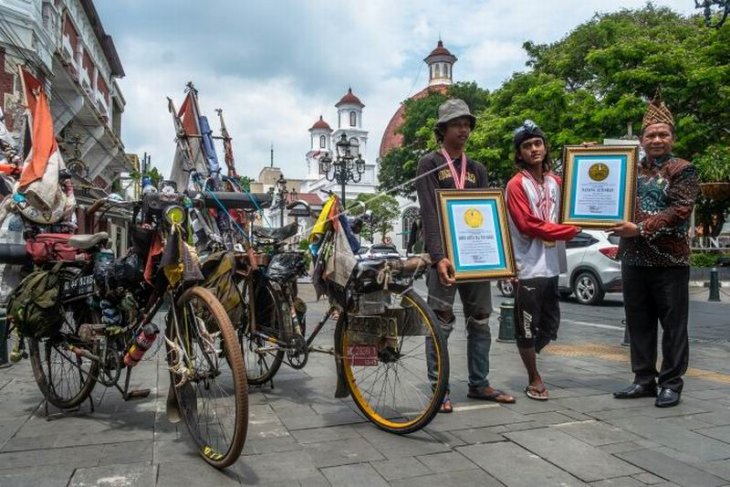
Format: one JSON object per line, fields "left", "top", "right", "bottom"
{"left": 97, "top": 0, "right": 698, "bottom": 181}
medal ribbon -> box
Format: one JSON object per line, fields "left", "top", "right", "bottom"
{"left": 441, "top": 148, "right": 467, "bottom": 189}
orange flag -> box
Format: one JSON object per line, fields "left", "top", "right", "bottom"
{"left": 18, "top": 67, "right": 58, "bottom": 188}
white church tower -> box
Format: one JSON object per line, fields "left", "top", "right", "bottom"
{"left": 300, "top": 87, "right": 377, "bottom": 197}
{"left": 306, "top": 115, "right": 332, "bottom": 180}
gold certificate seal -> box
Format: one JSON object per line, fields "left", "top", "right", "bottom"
{"left": 588, "top": 163, "right": 609, "bottom": 181}
{"left": 464, "top": 208, "right": 484, "bottom": 228}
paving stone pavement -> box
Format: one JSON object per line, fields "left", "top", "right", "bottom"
{"left": 1, "top": 285, "right": 729, "bottom": 486}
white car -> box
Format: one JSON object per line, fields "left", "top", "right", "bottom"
{"left": 497, "top": 229, "right": 622, "bottom": 305}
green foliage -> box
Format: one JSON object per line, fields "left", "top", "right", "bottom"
{"left": 297, "top": 238, "right": 312, "bottom": 268}
{"left": 690, "top": 251, "right": 719, "bottom": 268}
{"left": 693, "top": 144, "right": 730, "bottom": 182}
{"left": 238, "top": 175, "right": 253, "bottom": 192}
{"left": 346, "top": 193, "right": 401, "bottom": 242}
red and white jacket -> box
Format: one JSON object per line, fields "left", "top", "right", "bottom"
{"left": 505, "top": 171, "right": 578, "bottom": 280}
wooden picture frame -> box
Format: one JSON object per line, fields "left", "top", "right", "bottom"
{"left": 560, "top": 145, "right": 638, "bottom": 228}
{"left": 436, "top": 189, "right": 516, "bottom": 282}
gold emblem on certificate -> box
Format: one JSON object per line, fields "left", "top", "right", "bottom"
{"left": 463, "top": 208, "right": 484, "bottom": 228}
{"left": 588, "top": 163, "right": 610, "bottom": 182}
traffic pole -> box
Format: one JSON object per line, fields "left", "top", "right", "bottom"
{"left": 709, "top": 267, "right": 721, "bottom": 302}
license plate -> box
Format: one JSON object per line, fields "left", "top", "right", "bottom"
{"left": 347, "top": 345, "right": 378, "bottom": 366}
{"left": 61, "top": 274, "right": 95, "bottom": 299}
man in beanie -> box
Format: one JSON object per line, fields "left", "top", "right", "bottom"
{"left": 506, "top": 120, "right": 580, "bottom": 400}
{"left": 415, "top": 98, "right": 515, "bottom": 413}
{"left": 611, "top": 94, "right": 699, "bottom": 408}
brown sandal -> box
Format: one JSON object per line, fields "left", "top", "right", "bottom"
{"left": 439, "top": 395, "right": 453, "bottom": 413}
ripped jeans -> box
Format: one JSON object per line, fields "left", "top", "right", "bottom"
{"left": 425, "top": 268, "right": 492, "bottom": 392}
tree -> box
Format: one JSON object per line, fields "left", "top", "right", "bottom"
{"left": 346, "top": 193, "right": 401, "bottom": 243}
{"left": 380, "top": 6, "right": 730, "bottom": 200}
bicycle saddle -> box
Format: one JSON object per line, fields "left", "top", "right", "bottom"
{"left": 68, "top": 232, "right": 109, "bottom": 250}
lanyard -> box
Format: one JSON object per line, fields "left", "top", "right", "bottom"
{"left": 441, "top": 148, "right": 467, "bottom": 189}
{"left": 521, "top": 170, "right": 553, "bottom": 221}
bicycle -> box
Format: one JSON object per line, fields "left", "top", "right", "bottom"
{"left": 237, "top": 191, "right": 449, "bottom": 434}
{"left": 3, "top": 189, "right": 248, "bottom": 469}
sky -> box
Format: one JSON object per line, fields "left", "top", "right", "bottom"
{"left": 96, "top": 0, "right": 698, "bottom": 182}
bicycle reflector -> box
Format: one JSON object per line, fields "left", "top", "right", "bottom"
{"left": 164, "top": 205, "right": 186, "bottom": 226}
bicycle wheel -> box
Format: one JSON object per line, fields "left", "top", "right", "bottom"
{"left": 29, "top": 305, "right": 100, "bottom": 409}
{"left": 168, "top": 286, "right": 248, "bottom": 469}
{"left": 237, "top": 275, "right": 285, "bottom": 385}
{"left": 336, "top": 288, "right": 448, "bottom": 434}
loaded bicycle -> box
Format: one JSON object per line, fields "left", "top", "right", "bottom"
{"left": 3, "top": 188, "right": 248, "bottom": 469}
{"left": 237, "top": 191, "right": 449, "bottom": 434}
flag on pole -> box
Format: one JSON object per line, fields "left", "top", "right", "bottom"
{"left": 17, "top": 67, "right": 74, "bottom": 224}
{"left": 168, "top": 91, "right": 207, "bottom": 191}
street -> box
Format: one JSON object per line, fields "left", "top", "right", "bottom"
{"left": 0, "top": 283, "right": 729, "bottom": 486}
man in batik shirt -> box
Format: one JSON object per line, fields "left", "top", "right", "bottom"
{"left": 611, "top": 94, "right": 699, "bottom": 408}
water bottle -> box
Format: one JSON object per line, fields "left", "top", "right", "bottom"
{"left": 94, "top": 248, "right": 115, "bottom": 295}
{"left": 123, "top": 323, "right": 160, "bottom": 367}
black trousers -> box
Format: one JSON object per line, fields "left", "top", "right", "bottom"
{"left": 622, "top": 265, "right": 690, "bottom": 392}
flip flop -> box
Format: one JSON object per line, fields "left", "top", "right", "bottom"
{"left": 439, "top": 395, "right": 453, "bottom": 413}
{"left": 525, "top": 385, "right": 549, "bottom": 401}
{"left": 467, "top": 387, "right": 516, "bottom": 404}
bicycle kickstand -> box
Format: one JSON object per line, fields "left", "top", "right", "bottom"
{"left": 120, "top": 366, "right": 151, "bottom": 401}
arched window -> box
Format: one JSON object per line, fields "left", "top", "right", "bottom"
{"left": 319, "top": 135, "right": 326, "bottom": 148}
{"left": 434, "top": 64, "right": 441, "bottom": 78}
{"left": 444, "top": 64, "right": 450, "bottom": 78}
{"left": 402, "top": 207, "right": 421, "bottom": 250}
{"left": 350, "top": 111, "right": 357, "bottom": 127}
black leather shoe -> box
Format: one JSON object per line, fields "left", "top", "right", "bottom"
{"left": 655, "top": 388, "right": 680, "bottom": 408}
{"left": 613, "top": 383, "right": 657, "bottom": 399}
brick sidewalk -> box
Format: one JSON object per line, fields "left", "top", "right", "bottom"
{"left": 1, "top": 285, "right": 729, "bottom": 486}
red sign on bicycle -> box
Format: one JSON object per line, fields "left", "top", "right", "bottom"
{"left": 347, "top": 345, "right": 378, "bottom": 366}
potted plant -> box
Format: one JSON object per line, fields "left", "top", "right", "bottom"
{"left": 694, "top": 144, "right": 730, "bottom": 202}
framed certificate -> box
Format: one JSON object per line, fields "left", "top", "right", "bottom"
{"left": 561, "top": 145, "right": 638, "bottom": 228}
{"left": 436, "top": 189, "right": 516, "bottom": 282}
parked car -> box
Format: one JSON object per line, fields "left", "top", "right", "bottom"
{"left": 497, "top": 230, "right": 622, "bottom": 305}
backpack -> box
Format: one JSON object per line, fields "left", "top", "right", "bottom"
{"left": 201, "top": 251, "right": 242, "bottom": 328}
{"left": 7, "top": 268, "right": 64, "bottom": 338}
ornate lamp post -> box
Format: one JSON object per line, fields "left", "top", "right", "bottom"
{"left": 695, "top": 0, "right": 730, "bottom": 27}
{"left": 268, "top": 174, "right": 298, "bottom": 227}
{"left": 318, "top": 133, "right": 366, "bottom": 205}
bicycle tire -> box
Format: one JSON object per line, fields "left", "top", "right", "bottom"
{"left": 237, "top": 275, "right": 285, "bottom": 385}
{"left": 29, "top": 306, "right": 100, "bottom": 409}
{"left": 168, "top": 286, "right": 248, "bottom": 469}
{"left": 335, "top": 287, "right": 448, "bottom": 434}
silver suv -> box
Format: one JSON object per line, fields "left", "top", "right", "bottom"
{"left": 497, "top": 229, "right": 622, "bottom": 305}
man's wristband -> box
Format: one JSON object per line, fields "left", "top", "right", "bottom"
{"left": 637, "top": 221, "right": 648, "bottom": 237}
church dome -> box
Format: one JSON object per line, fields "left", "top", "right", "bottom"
{"left": 335, "top": 87, "right": 364, "bottom": 108}
{"left": 379, "top": 40, "right": 456, "bottom": 158}
{"left": 310, "top": 115, "right": 332, "bottom": 131}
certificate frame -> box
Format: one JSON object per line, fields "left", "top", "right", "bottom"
{"left": 560, "top": 145, "right": 638, "bottom": 229}
{"left": 436, "top": 189, "right": 516, "bottom": 282}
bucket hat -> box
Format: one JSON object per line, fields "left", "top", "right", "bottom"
{"left": 436, "top": 99, "right": 476, "bottom": 128}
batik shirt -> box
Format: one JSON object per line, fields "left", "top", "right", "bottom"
{"left": 618, "top": 154, "right": 699, "bottom": 267}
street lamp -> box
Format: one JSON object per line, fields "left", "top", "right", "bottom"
{"left": 319, "top": 133, "right": 366, "bottom": 205}
{"left": 695, "top": 0, "right": 730, "bottom": 27}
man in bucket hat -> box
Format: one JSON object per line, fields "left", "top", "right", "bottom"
{"left": 611, "top": 93, "right": 699, "bottom": 408}
{"left": 415, "top": 98, "right": 515, "bottom": 413}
